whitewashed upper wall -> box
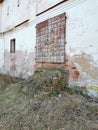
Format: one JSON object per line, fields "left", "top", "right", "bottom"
{"left": 1, "top": 0, "right": 29, "bottom": 32}
{"left": 0, "top": 35, "right": 4, "bottom": 71}
{"left": 66, "top": 0, "right": 98, "bottom": 59}
{"left": 36, "top": 0, "right": 64, "bottom": 15}
{"left": 0, "top": 4, "right": 2, "bottom": 31}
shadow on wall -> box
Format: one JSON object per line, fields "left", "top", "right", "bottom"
{"left": 4, "top": 50, "right": 35, "bottom": 78}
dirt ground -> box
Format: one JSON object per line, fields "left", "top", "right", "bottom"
{"left": 0, "top": 69, "right": 98, "bottom": 130}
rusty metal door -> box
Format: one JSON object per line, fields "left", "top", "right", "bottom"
{"left": 36, "top": 13, "right": 66, "bottom": 63}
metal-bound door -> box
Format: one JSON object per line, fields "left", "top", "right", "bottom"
{"left": 36, "top": 13, "right": 66, "bottom": 63}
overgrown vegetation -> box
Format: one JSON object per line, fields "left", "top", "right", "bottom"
{"left": 0, "top": 74, "right": 13, "bottom": 89}
{"left": 0, "top": 69, "right": 98, "bottom": 130}
{"left": 15, "top": 68, "right": 90, "bottom": 100}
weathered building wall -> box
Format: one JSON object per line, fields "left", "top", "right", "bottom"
{"left": 0, "top": 0, "right": 36, "bottom": 78}
{"left": 3, "top": 25, "right": 36, "bottom": 77}
{"left": 0, "top": 4, "right": 2, "bottom": 32}
{"left": 0, "top": 0, "right": 98, "bottom": 94}
{"left": 66, "top": 0, "right": 98, "bottom": 87}
{"left": 34, "top": 0, "right": 98, "bottom": 90}
{"left": 0, "top": 35, "right": 4, "bottom": 73}
{"left": 1, "top": 0, "right": 29, "bottom": 32}
{"left": 36, "top": 0, "right": 65, "bottom": 15}
{"left": 0, "top": 4, "right": 4, "bottom": 73}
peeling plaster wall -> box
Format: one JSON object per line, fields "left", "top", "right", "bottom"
{"left": 0, "top": 0, "right": 36, "bottom": 78}
{"left": 0, "top": 4, "right": 2, "bottom": 32}
{"left": 34, "top": 0, "right": 98, "bottom": 89}
{"left": 0, "top": 0, "right": 98, "bottom": 92}
{"left": 3, "top": 25, "right": 36, "bottom": 78}
{"left": 0, "top": 35, "right": 4, "bottom": 72}
{"left": 66, "top": 0, "right": 98, "bottom": 86}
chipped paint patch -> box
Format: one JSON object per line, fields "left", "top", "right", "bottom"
{"left": 72, "top": 53, "right": 98, "bottom": 80}
{"left": 88, "top": 86, "right": 98, "bottom": 91}
{"left": 87, "top": 86, "right": 98, "bottom": 98}
{"left": 4, "top": 50, "right": 35, "bottom": 78}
